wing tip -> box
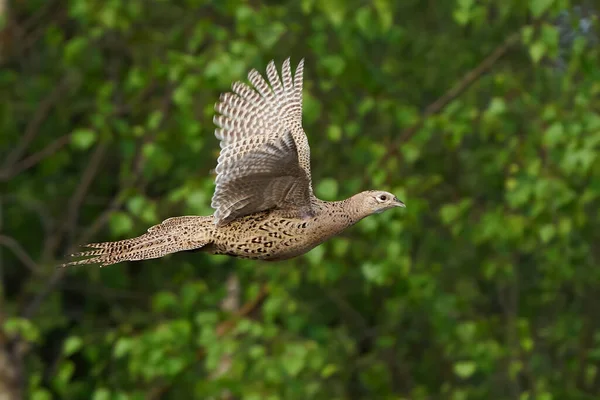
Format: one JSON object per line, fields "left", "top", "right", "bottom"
{"left": 247, "top": 67, "right": 261, "bottom": 82}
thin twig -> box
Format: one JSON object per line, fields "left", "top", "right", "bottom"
{"left": 2, "top": 77, "right": 69, "bottom": 170}
{"left": 13, "top": 6, "right": 68, "bottom": 63}
{"left": 40, "top": 143, "right": 108, "bottom": 260}
{"left": 213, "top": 283, "right": 269, "bottom": 338}
{"left": 0, "top": 135, "right": 71, "bottom": 181}
{"left": 66, "top": 143, "right": 109, "bottom": 246}
{"left": 22, "top": 191, "right": 124, "bottom": 319}
{"left": 0, "top": 235, "right": 38, "bottom": 274}
{"left": 2, "top": 195, "right": 53, "bottom": 237}
{"left": 21, "top": 0, "right": 58, "bottom": 36}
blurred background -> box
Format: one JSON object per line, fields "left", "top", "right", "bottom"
{"left": 1, "top": 0, "right": 600, "bottom": 399}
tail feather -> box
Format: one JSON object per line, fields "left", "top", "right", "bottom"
{"left": 61, "top": 215, "right": 214, "bottom": 267}
{"left": 80, "top": 242, "right": 114, "bottom": 249}
{"left": 69, "top": 249, "right": 106, "bottom": 258}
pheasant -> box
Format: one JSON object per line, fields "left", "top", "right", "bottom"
{"left": 62, "top": 58, "right": 405, "bottom": 267}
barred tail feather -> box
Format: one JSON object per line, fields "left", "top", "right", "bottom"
{"left": 61, "top": 216, "right": 214, "bottom": 267}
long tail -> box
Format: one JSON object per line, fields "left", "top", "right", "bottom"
{"left": 61, "top": 216, "right": 214, "bottom": 267}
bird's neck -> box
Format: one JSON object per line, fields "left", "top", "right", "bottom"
{"left": 316, "top": 194, "right": 372, "bottom": 228}
{"left": 344, "top": 193, "right": 375, "bottom": 221}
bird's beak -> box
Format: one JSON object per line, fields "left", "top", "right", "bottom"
{"left": 393, "top": 197, "right": 406, "bottom": 208}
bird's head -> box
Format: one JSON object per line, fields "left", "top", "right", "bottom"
{"left": 358, "top": 190, "right": 406, "bottom": 215}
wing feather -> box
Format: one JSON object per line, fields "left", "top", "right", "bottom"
{"left": 211, "top": 132, "right": 312, "bottom": 225}
{"left": 211, "top": 58, "right": 313, "bottom": 225}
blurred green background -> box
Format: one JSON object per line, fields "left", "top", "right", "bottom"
{"left": 1, "top": 0, "right": 600, "bottom": 399}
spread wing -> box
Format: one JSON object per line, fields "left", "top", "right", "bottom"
{"left": 211, "top": 58, "right": 314, "bottom": 226}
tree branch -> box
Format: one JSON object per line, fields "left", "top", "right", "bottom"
{"left": 40, "top": 142, "right": 107, "bottom": 260}
{"left": 0, "top": 235, "right": 39, "bottom": 274}
{"left": 67, "top": 143, "right": 110, "bottom": 237}
{"left": 374, "top": 31, "right": 521, "bottom": 173}
{"left": 0, "top": 134, "right": 71, "bottom": 182}
{"left": 1, "top": 77, "right": 69, "bottom": 171}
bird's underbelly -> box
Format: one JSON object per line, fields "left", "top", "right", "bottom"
{"left": 206, "top": 214, "right": 339, "bottom": 261}
{"left": 208, "top": 231, "right": 324, "bottom": 261}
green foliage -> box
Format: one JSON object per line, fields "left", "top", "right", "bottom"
{"left": 1, "top": 0, "right": 600, "bottom": 399}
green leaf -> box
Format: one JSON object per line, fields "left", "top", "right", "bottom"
{"left": 440, "top": 199, "right": 472, "bottom": 226}
{"left": 180, "top": 281, "right": 206, "bottom": 311}
{"left": 31, "top": 389, "right": 52, "bottom": 400}
{"left": 127, "top": 195, "right": 146, "bottom": 217}
{"left": 322, "top": 364, "right": 338, "bottom": 378}
{"left": 303, "top": 93, "right": 322, "bottom": 124}
{"left": 152, "top": 291, "right": 178, "bottom": 313}
{"left": 109, "top": 211, "right": 134, "bottom": 236}
{"left": 541, "top": 24, "right": 559, "bottom": 53}
{"left": 453, "top": 8, "right": 471, "bottom": 26}
{"left": 147, "top": 110, "right": 164, "bottom": 130}
{"left": 522, "top": 25, "right": 534, "bottom": 44}
{"left": 283, "top": 344, "right": 308, "bottom": 376}
{"left": 453, "top": 0, "right": 475, "bottom": 26}
{"left": 92, "top": 388, "right": 111, "bottom": 400}
{"left": 454, "top": 361, "right": 477, "bottom": 379}
{"left": 456, "top": 322, "right": 476, "bottom": 341}
{"left": 327, "top": 124, "right": 342, "bottom": 142}
{"left": 64, "top": 37, "right": 88, "bottom": 64}
{"left": 318, "top": 0, "right": 347, "bottom": 27}
{"left": 401, "top": 142, "right": 421, "bottom": 164}
{"left": 529, "top": 40, "right": 546, "bottom": 64}
{"left": 529, "top": 0, "right": 554, "bottom": 18}
{"left": 63, "top": 336, "right": 83, "bottom": 357}
{"left": 305, "top": 245, "right": 325, "bottom": 266}
{"left": 71, "top": 128, "right": 97, "bottom": 150}
{"left": 321, "top": 55, "right": 346, "bottom": 76}
{"left": 56, "top": 361, "right": 75, "bottom": 386}
{"left": 256, "top": 22, "right": 286, "bottom": 49}
{"left": 355, "top": 7, "right": 376, "bottom": 38}
{"left": 487, "top": 97, "right": 507, "bottom": 116}
{"left": 361, "top": 262, "right": 386, "bottom": 285}
{"left": 3, "top": 318, "right": 40, "bottom": 342}
{"left": 316, "top": 178, "right": 339, "bottom": 199}
{"left": 374, "top": 0, "right": 393, "bottom": 32}
{"left": 440, "top": 204, "right": 460, "bottom": 225}
{"left": 113, "top": 337, "right": 133, "bottom": 358}
{"left": 359, "top": 97, "right": 375, "bottom": 116}
{"left": 301, "top": 0, "right": 316, "bottom": 14}
{"left": 539, "top": 224, "right": 555, "bottom": 243}
{"left": 544, "top": 122, "right": 564, "bottom": 147}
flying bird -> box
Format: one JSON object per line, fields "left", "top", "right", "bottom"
{"left": 62, "top": 58, "right": 405, "bottom": 267}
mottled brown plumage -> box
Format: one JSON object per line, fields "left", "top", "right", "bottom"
{"left": 62, "top": 58, "right": 405, "bottom": 268}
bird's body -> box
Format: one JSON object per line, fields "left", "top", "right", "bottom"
{"left": 63, "top": 58, "right": 405, "bottom": 268}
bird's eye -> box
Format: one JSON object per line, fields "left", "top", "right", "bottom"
{"left": 378, "top": 195, "right": 387, "bottom": 201}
